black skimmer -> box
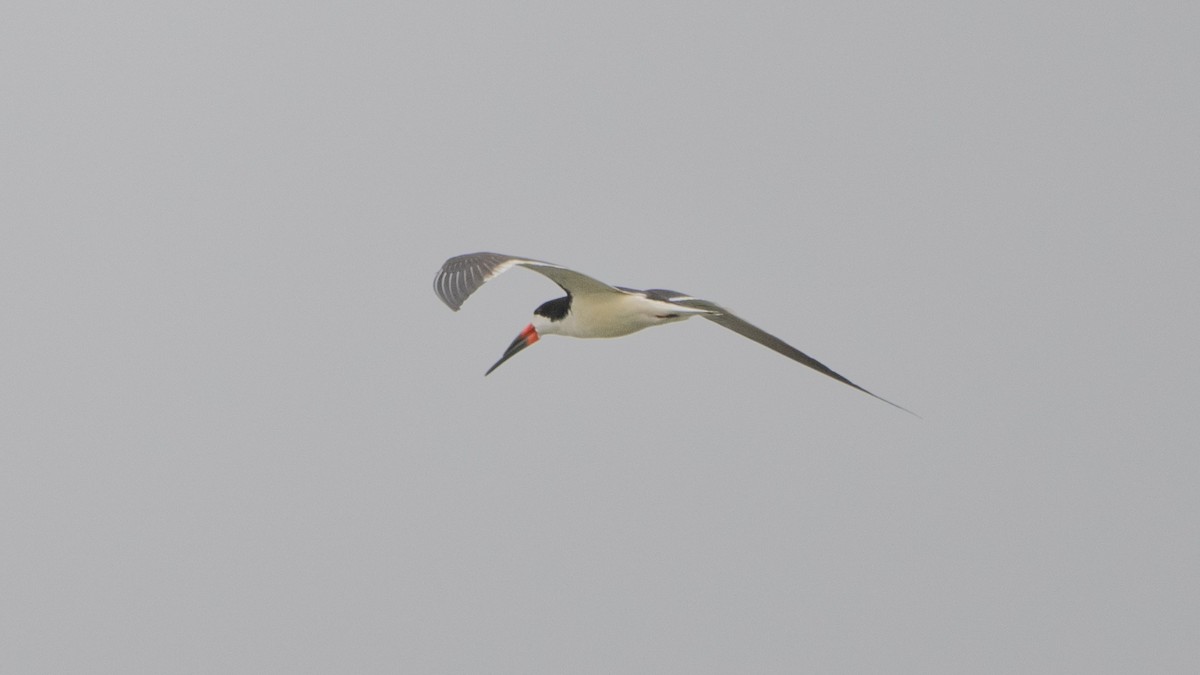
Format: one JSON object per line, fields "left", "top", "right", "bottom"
{"left": 434, "top": 252, "right": 915, "bottom": 414}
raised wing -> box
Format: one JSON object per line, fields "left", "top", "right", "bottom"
{"left": 433, "top": 252, "right": 623, "bottom": 311}
{"left": 667, "top": 296, "right": 917, "bottom": 416}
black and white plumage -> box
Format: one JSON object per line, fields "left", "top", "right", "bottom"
{"left": 433, "top": 252, "right": 914, "bottom": 414}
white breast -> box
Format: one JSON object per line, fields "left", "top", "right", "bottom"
{"left": 546, "top": 293, "right": 704, "bottom": 339}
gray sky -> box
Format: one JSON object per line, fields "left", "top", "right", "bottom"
{"left": 4, "top": 1, "right": 1198, "bottom": 673}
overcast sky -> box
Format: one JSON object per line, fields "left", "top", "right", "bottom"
{"left": 3, "top": 2, "right": 1198, "bottom": 673}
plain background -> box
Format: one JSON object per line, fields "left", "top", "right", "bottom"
{"left": 3, "top": 2, "right": 1198, "bottom": 673}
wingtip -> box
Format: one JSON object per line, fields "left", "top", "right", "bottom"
{"left": 876, "top": 395, "right": 921, "bottom": 418}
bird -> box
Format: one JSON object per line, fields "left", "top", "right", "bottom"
{"left": 433, "top": 252, "right": 915, "bottom": 415}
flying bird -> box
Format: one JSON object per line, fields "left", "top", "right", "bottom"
{"left": 434, "top": 252, "right": 914, "bottom": 414}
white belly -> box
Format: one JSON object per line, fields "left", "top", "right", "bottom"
{"left": 552, "top": 293, "right": 698, "bottom": 338}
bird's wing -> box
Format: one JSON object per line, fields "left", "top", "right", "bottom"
{"left": 667, "top": 296, "right": 917, "bottom": 416}
{"left": 434, "top": 252, "right": 624, "bottom": 311}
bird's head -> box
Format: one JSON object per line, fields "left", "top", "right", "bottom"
{"left": 484, "top": 298, "right": 568, "bottom": 375}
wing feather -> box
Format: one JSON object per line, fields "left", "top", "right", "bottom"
{"left": 433, "top": 252, "right": 623, "bottom": 311}
{"left": 671, "top": 297, "right": 916, "bottom": 415}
